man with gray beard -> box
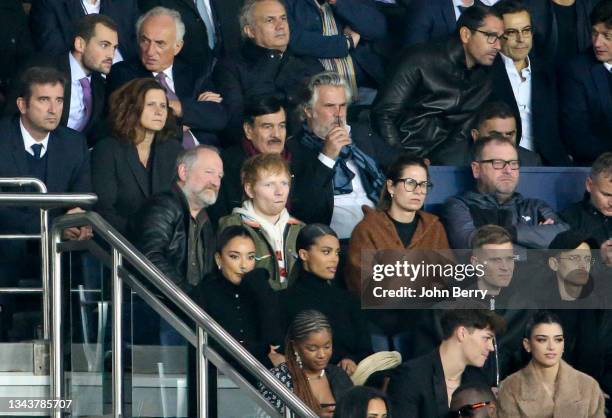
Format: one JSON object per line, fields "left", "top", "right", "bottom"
{"left": 132, "top": 145, "right": 223, "bottom": 292}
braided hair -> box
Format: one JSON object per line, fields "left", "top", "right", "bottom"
{"left": 284, "top": 310, "right": 333, "bottom": 415}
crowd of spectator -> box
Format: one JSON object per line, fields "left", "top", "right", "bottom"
{"left": 0, "top": 0, "right": 612, "bottom": 416}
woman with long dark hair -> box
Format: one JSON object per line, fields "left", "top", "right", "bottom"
{"left": 497, "top": 311, "right": 605, "bottom": 417}
{"left": 260, "top": 310, "right": 353, "bottom": 417}
{"left": 192, "top": 225, "right": 284, "bottom": 367}
{"left": 92, "top": 77, "right": 181, "bottom": 235}
{"left": 282, "top": 224, "right": 372, "bottom": 376}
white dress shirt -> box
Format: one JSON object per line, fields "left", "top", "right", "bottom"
{"left": 317, "top": 126, "right": 375, "bottom": 239}
{"left": 501, "top": 53, "right": 534, "bottom": 151}
{"left": 604, "top": 62, "right": 612, "bottom": 72}
{"left": 20, "top": 119, "right": 50, "bottom": 158}
{"left": 153, "top": 66, "right": 200, "bottom": 145}
{"left": 67, "top": 52, "right": 91, "bottom": 131}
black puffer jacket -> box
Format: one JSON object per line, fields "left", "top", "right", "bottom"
{"left": 213, "top": 40, "right": 323, "bottom": 142}
{"left": 372, "top": 36, "right": 494, "bottom": 165}
{"left": 131, "top": 184, "right": 215, "bottom": 293}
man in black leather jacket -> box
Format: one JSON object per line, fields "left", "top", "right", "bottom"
{"left": 372, "top": 4, "right": 504, "bottom": 165}
{"left": 132, "top": 146, "right": 223, "bottom": 293}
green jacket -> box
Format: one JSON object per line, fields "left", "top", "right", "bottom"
{"left": 218, "top": 213, "right": 304, "bottom": 290}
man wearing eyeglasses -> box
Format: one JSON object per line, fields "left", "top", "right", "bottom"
{"left": 442, "top": 135, "right": 569, "bottom": 249}
{"left": 489, "top": 0, "right": 571, "bottom": 166}
{"left": 560, "top": 0, "right": 612, "bottom": 165}
{"left": 372, "top": 5, "right": 504, "bottom": 165}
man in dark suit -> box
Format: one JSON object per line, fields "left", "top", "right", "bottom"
{"left": 387, "top": 309, "right": 503, "bottom": 418}
{"left": 0, "top": 66, "right": 92, "bottom": 241}
{"left": 560, "top": 0, "right": 612, "bottom": 166}
{"left": 4, "top": 14, "right": 118, "bottom": 148}
{"left": 138, "top": 0, "right": 243, "bottom": 74}
{"left": 490, "top": 0, "right": 570, "bottom": 166}
{"left": 107, "top": 6, "right": 228, "bottom": 146}
{"left": 29, "top": 0, "right": 139, "bottom": 62}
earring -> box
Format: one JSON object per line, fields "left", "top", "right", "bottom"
{"left": 294, "top": 351, "right": 303, "bottom": 369}
{"left": 390, "top": 192, "right": 394, "bottom": 199}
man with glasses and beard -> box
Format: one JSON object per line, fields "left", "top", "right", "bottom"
{"left": 442, "top": 135, "right": 569, "bottom": 249}
{"left": 372, "top": 5, "right": 504, "bottom": 165}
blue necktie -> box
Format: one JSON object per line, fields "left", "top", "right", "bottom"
{"left": 31, "top": 143, "right": 43, "bottom": 159}
{"left": 195, "top": 0, "right": 216, "bottom": 50}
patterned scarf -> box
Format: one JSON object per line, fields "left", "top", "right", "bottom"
{"left": 314, "top": 0, "right": 359, "bottom": 98}
{"left": 299, "top": 125, "right": 384, "bottom": 204}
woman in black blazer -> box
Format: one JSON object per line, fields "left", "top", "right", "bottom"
{"left": 92, "top": 78, "right": 182, "bottom": 235}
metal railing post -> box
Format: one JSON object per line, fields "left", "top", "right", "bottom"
{"left": 50, "top": 225, "right": 63, "bottom": 418}
{"left": 197, "top": 327, "right": 208, "bottom": 418}
{"left": 112, "top": 249, "right": 123, "bottom": 418}
{"left": 41, "top": 208, "right": 50, "bottom": 339}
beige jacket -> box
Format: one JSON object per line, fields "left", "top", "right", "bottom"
{"left": 497, "top": 360, "right": 605, "bottom": 418}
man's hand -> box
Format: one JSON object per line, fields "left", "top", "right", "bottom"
{"left": 321, "top": 126, "right": 351, "bottom": 160}
{"left": 343, "top": 26, "right": 361, "bottom": 48}
{"left": 62, "top": 208, "right": 93, "bottom": 241}
{"left": 337, "top": 358, "right": 357, "bottom": 376}
{"left": 601, "top": 240, "right": 612, "bottom": 267}
{"left": 197, "top": 91, "right": 223, "bottom": 103}
{"left": 538, "top": 218, "right": 555, "bottom": 225}
{"left": 168, "top": 99, "right": 183, "bottom": 117}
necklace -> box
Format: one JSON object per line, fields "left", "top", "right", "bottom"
{"left": 306, "top": 369, "right": 326, "bottom": 381}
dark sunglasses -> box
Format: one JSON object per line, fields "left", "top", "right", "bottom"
{"left": 450, "top": 401, "right": 492, "bottom": 417}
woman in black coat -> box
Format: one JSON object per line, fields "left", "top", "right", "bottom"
{"left": 92, "top": 78, "right": 182, "bottom": 235}
{"left": 282, "top": 224, "right": 373, "bottom": 377}
{"left": 191, "top": 225, "right": 284, "bottom": 368}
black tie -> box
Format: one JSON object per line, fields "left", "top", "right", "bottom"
{"left": 458, "top": 5, "right": 469, "bottom": 14}
{"left": 31, "top": 143, "right": 43, "bottom": 159}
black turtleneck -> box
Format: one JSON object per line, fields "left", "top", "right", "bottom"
{"left": 191, "top": 268, "right": 282, "bottom": 366}
{"left": 280, "top": 269, "right": 373, "bottom": 364}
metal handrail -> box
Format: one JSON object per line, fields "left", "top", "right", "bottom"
{"left": 0, "top": 177, "right": 96, "bottom": 340}
{"left": 50, "top": 211, "right": 317, "bottom": 418}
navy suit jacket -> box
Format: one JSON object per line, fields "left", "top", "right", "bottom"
{"left": 0, "top": 116, "right": 91, "bottom": 234}
{"left": 403, "top": 0, "right": 456, "bottom": 46}
{"left": 3, "top": 53, "right": 107, "bottom": 147}
{"left": 29, "top": 0, "right": 139, "bottom": 61}
{"left": 106, "top": 59, "right": 228, "bottom": 144}
{"left": 138, "top": 0, "right": 218, "bottom": 74}
{"left": 560, "top": 52, "right": 612, "bottom": 165}
{"left": 284, "top": 0, "right": 387, "bottom": 86}
{"left": 489, "top": 55, "right": 571, "bottom": 166}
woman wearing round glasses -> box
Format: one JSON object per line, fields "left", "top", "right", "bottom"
{"left": 497, "top": 311, "right": 605, "bottom": 418}
{"left": 346, "top": 155, "right": 449, "bottom": 293}
{"left": 346, "top": 155, "right": 449, "bottom": 355}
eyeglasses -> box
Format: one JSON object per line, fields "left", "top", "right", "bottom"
{"left": 397, "top": 178, "right": 433, "bottom": 192}
{"left": 451, "top": 401, "right": 492, "bottom": 417}
{"left": 471, "top": 28, "right": 505, "bottom": 44}
{"left": 477, "top": 159, "right": 520, "bottom": 170}
{"left": 558, "top": 255, "right": 595, "bottom": 265}
{"left": 503, "top": 26, "right": 533, "bottom": 41}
